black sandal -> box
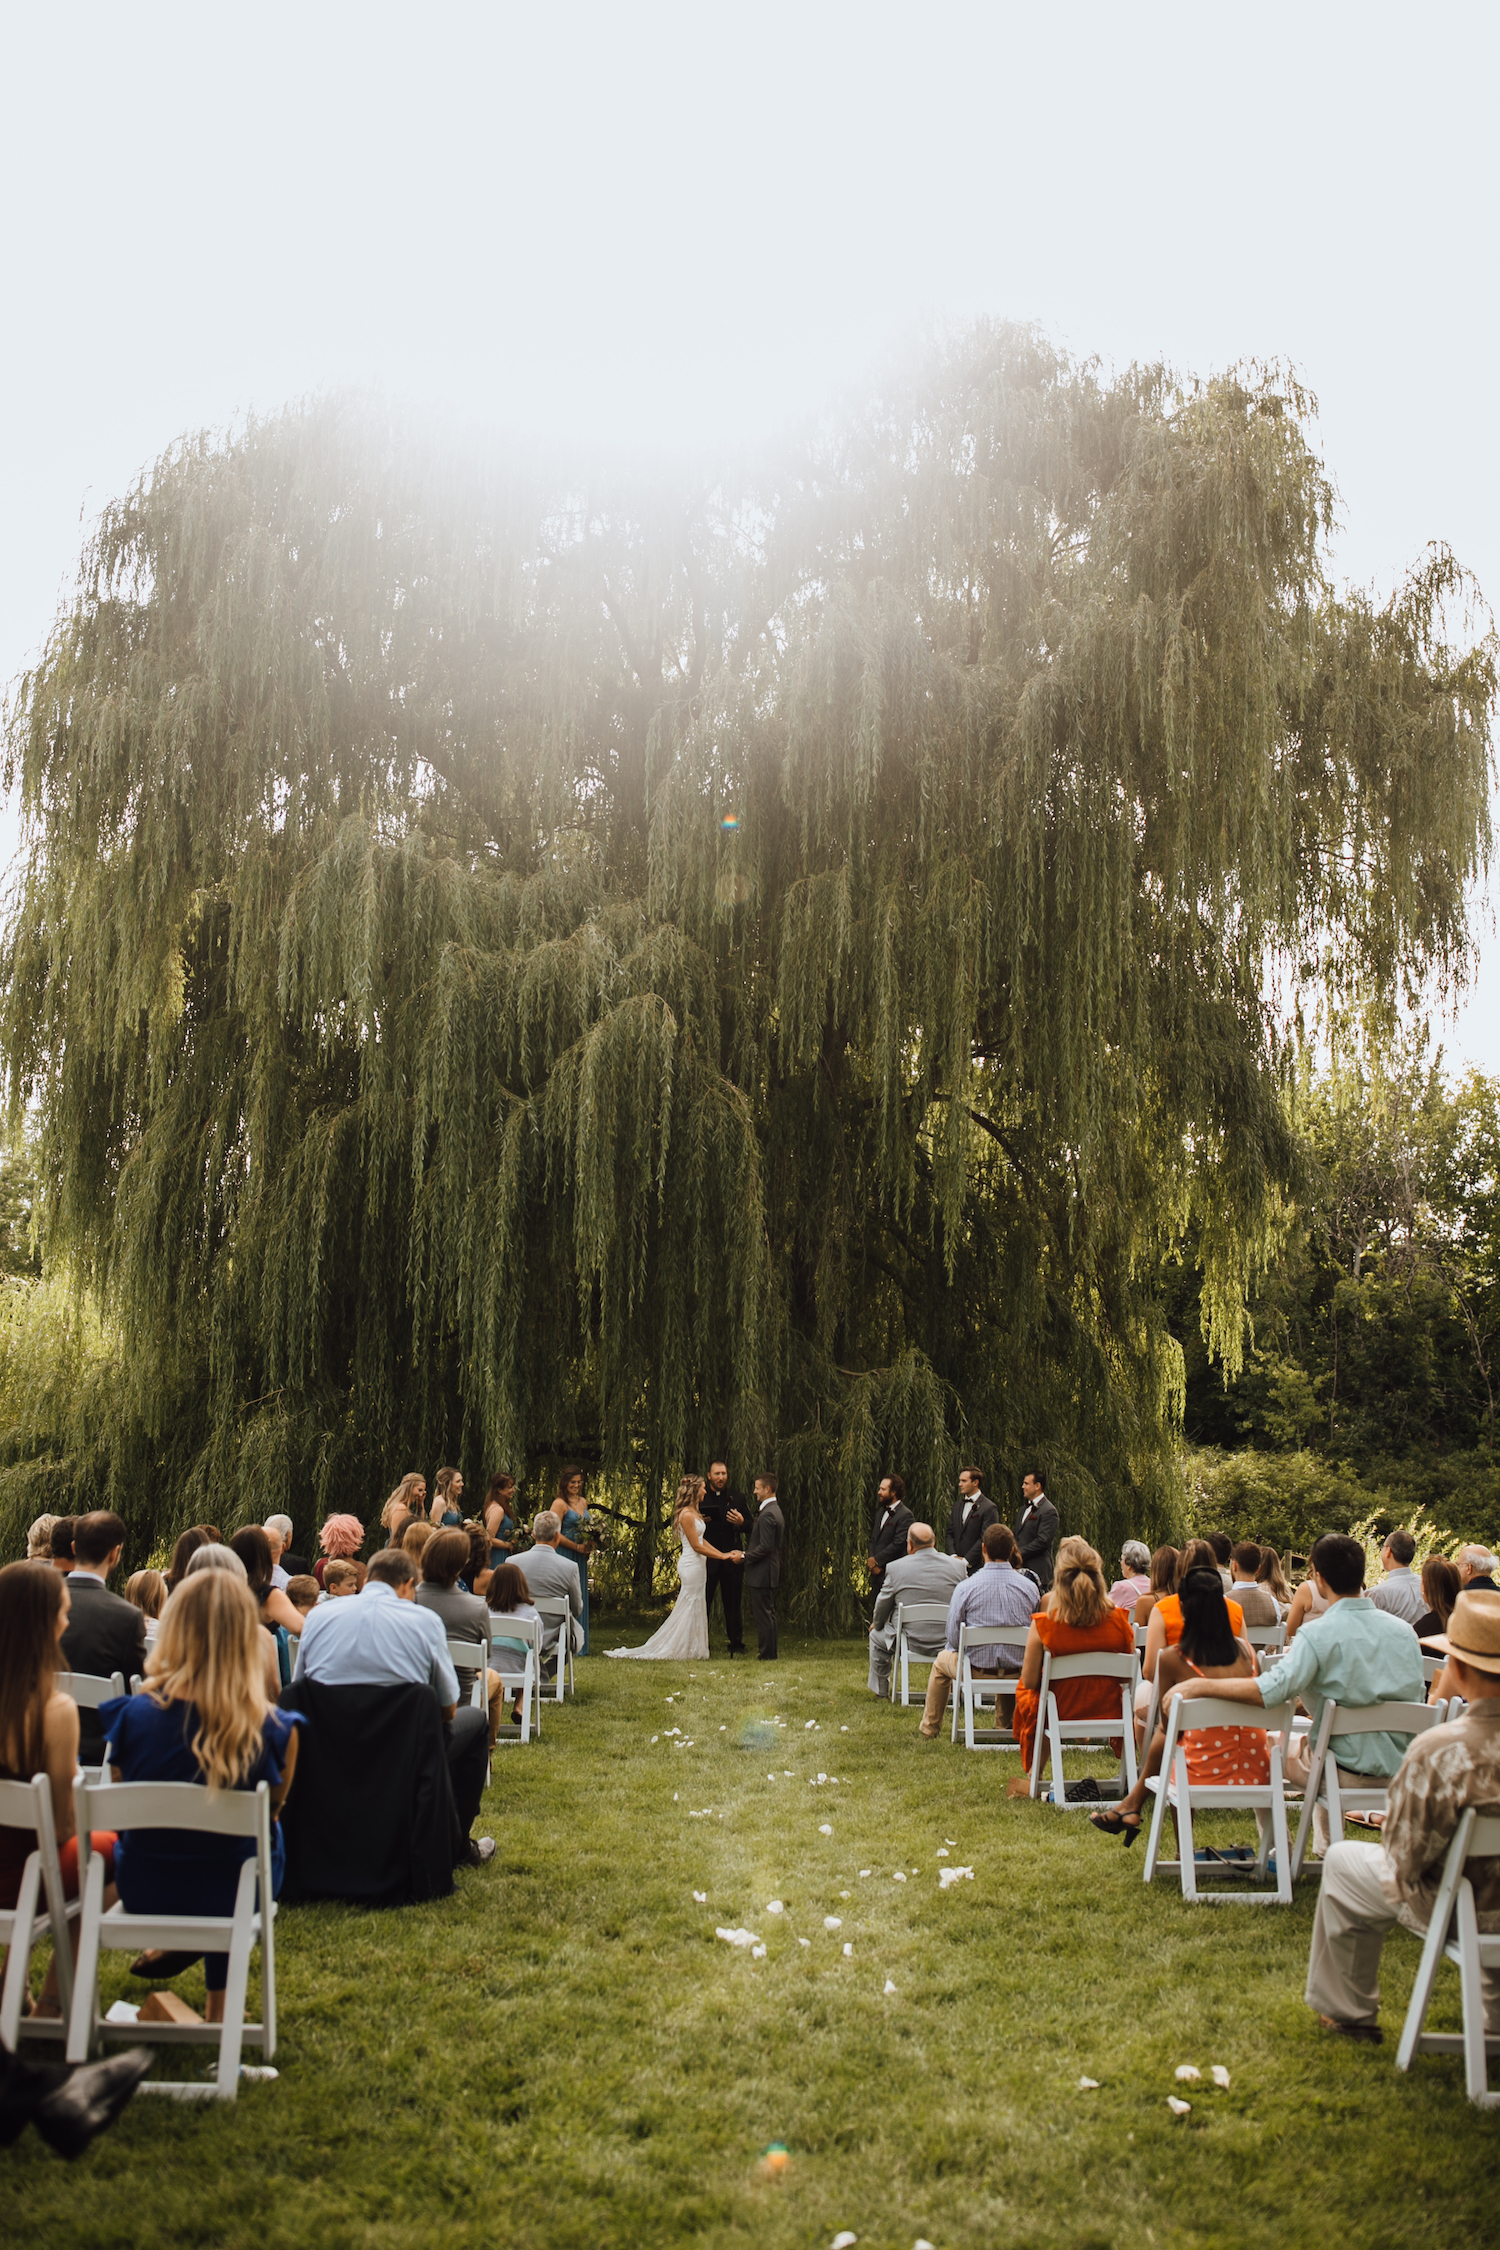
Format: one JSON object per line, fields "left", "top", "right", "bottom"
{"left": 1088, "top": 1808, "right": 1142, "bottom": 1846}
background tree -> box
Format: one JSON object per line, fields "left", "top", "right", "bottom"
{"left": 3, "top": 326, "right": 1492, "bottom": 1617}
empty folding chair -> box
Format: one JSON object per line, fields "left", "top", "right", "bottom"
{"left": 0, "top": 1774, "right": 78, "bottom": 2047}
{"left": 1396, "top": 1806, "right": 1500, "bottom": 2106}
{"left": 1029, "top": 1650, "right": 1139, "bottom": 1806}
{"left": 891, "top": 1602, "right": 951, "bottom": 1707}
{"left": 1289, "top": 1701, "right": 1445, "bottom": 1882}
{"left": 66, "top": 1775, "right": 277, "bottom": 2101}
{"left": 532, "top": 1598, "right": 577, "bottom": 1702}
{"left": 1141, "top": 1694, "right": 1297, "bottom": 1903}
{"left": 948, "top": 1625, "right": 1031, "bottom": 1748}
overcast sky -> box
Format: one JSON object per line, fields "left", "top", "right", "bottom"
{"left": 4, "top": 1, "right": 1497, "bottom": 1062}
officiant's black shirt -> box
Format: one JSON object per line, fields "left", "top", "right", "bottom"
{"left": 700, "top": 1486, "right": 746, "bottom": 1552}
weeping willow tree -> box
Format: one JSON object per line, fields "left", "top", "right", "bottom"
{"left": 2, "top": 325, "right": 1492, "bottom": 1620}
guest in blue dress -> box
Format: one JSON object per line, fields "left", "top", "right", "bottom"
{"left": 482, "top": 1473, "right": 520, "bottom": 1568}
{"left": 554, "top": 1466, "right": 593, "bottom": 1655}
{"left": 100, "top": 1571, "right": 303, "bottom": 2020}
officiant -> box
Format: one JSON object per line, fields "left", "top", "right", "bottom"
{"left": 700, "top": 1459, "right": 747, "bottom": 1656}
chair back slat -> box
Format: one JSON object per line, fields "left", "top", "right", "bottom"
{"left": 958, "top": 1624, "right": 1031, "bottom": 1648}
{"left": 75, "top": 1778, "right": 266, "bottom": 1838}
{"left": 1466, "top": 1813, "right": 1500, "bottom": 1858}
{"left": 897, "top": 1603, "right": 953, "bottom": 1627}
{"left": 1043, "top": 1652, "right": 1136, "bottom": 1682}
{"left": 1325, "top": 1700, "right": 1438, "bottom": 1738}
{"left": 56, "top": 1670, "right": 125, "bottom": 1709}
{"left": 1166, "top": 1697, "right": 1295, "bottom": 1735}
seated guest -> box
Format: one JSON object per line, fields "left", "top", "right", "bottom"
{"left": 482, "top": 1474, "right": 520, "bottom": 1565}
{"left": 1171, "top": 1531, "right": 1425, "bottom": 1856}
{"left": 1256, "top": 1544, "right": 1292, "bottom": 1615}
{"left": 314, "top": 1512, "right": 364, "bottom": 1586}
{"left": 459, "top": 1524, "right": 491, "bottom": 1597}
{"left": 261, "top": 1521, "right": 291, "bottom": 1591}
{"left": 100, "top": 1573, "right": 302, "bottom": 2023}
{"left": 1227, "top": 1542, "right": 1280, "bottom": 1626}
{"left": 486, "top": 1563, "right": 543, "bottom": 1726}
{"left": 322, "top": 1559, "right": 364, "bottom": 1598}
{"left": 284, "top": 1575, "right": 320, "bottom": 1619}
{"left": 918, "top": 1524, "right": 1040, "bottom": 1738}
{"left": 1106, "top": 1541, "right": 1152, "bottom": 1614}
{"left": 1205, "top": 1530, "right": 1234, "bottom": 1589}
{"left": 415, "top": 1529, "right": 497, "bottom": 1736}
{"left": 1458, "top": 1545, "right": 1499, "bottom": 1593}
{"left": 1366, "top": 1527, "right": 1426, "bottom": 1625}
{"left": 1138, "top": 1541, "right": 1245, "bottom": 1715}
{"left": 401, "top": 1520, "right": 435, "bottom": 1573}
{"left": 1412, "top": 1554, "right": 1461, "bottom": 1643}
{"left": 0, "top": 1562, "right": 118, "bottom": 2017}
{"left": 264, "top": 1514, "right": 309, "bottom": 1577}
{"left": 163, "top": 1527, "right": 209, "bottom": 1591}
{"left": 59, "top": 1512, "right": 147, "bottom": 1765}
{"left": 868, "top": 1523, "right": 966, "bottom": 1697}
{"left": 25, "top": 1513, "right": 58, "bottom": 1562}
{"left": 1303, "top": 1588, "right": 1500, "bottom": 2043}
{"left": 1132, "top": 1545, "right": 1178, "bottom": 1628}
{"left": 1092, "top": 1567, "right": 1267, "bottom": 1842}
{"left": 1011, "top": 1539, "right": 1136, "bottom": 1778}
{"left": 230, "top": 1527, "right": 308, "bottom": 1637}
{"left": 181, "top": 1543, "right": 280, "bottom": 1697}
{"left": 293, "top": 1549, "right": 495, "bottom": 1866}
{"left": 48, "top": 1519, "right": 77, "bottom": 1575}
{"left": 516, "top": 1513, "right": 585, "bottom": 1663}
{"left": 124, "top": 1569, "right": 167, "bottom": 1644}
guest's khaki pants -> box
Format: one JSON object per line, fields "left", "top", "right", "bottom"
{"left": 1305, "top": 1841, "right": 1500, "bottom": 2029}
{"left": 1282, "top": 1733, "right": 1379, "bottom": 1857}
{"left": 920, "top": 1651, "right": 1015, "bottom": 1737}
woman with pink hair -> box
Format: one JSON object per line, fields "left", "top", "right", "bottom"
{"left": 314, "top": 1513, "right": 365, "bottom": 1585}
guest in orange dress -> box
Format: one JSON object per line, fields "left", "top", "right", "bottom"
{"left": 1013, "top": 1538, "right": 1137, "bottom": 1776}
{"left": 1136, "top": 1538, "right": 1246, "bottom": 1723}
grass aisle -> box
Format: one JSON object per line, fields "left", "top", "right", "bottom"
{"left": 12, "top": 1638, "right": 1492, "bottom": 2249}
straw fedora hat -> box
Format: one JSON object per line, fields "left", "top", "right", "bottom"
{"left": 1429, "top": 1589, "right": 1500, "bottom": 1677}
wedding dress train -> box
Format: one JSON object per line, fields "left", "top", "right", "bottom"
{"left": 606, "top": 1519, "right": 711, "bottom": 1660}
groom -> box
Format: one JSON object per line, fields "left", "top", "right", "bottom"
{"left": 743, "top": 1473, "right": 784, "bottom": 1661}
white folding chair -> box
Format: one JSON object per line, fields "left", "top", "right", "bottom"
{"left": 57, "top": 1671, "right": 126, "bottom": 1782}
{"left": 1028, "top": 1650, "right": 1139, "bottom": 1806}
{"left": 0, "top": 1775, "right": 79, "bottom": 2046}
{"left": 1289, "top": 1701, "right": 1444, "bottom": 1882}
{"left": 1422, "top": 1652, "right": 1445, "bottom": 1689}
{"left": 66, "top": 1776, "right": 277, "bottom": 2100}
{"left": 1396, "top": 1808, "right": 1500, "bottom": 2106}
{"left": 1243, "top": 1622, "right": 1287, "bottom": 1656}
{"left": 445, "top": 1637, "right": 489, "bottom": 1716}
{"left": 488, "top": 1616, "right": 542, "bottom": 1747}
{"left": 891, "top": 1602, "right": 951, "bottom": 1707}
{"left": 532, "top": 1598, "right": 577, "bottom": 1702}
{"left": 948, "top": 1625, "right": 1031, "bottom": 1747}
{"left": 1141, "top": 1695, "right": 1297, "bottom": 1903}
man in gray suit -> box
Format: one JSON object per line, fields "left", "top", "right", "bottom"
{"left": 867, "top": 1522, "right": 966, "bottom": 1695}
{"left": 743, "top": 1474, "right": 784, "bottom": 1661}
{"left": 517, "top": 1513, "right": 584, "bottom": 1664}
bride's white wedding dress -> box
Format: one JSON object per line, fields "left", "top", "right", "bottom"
{"left": 607, "top": 1516, "right": 711, "bottom": 1661}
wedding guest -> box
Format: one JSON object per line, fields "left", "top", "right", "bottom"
{"left": 321, "top": 1559, "right": 364, "bottom": 1598}
{"left": 261, "top": 1521, "right": 291, "bottom": 1591}
{"left": 1366, "top": 1528, "right": 1427, "bottom": 1625}
{"left": 416, "top": 1529, "right": 500, "bottom": 1740}
{"left": 284, "top": 1575, "right": 320, "bottom": 1618}
{"left": 1132, "top": 1545, "right": 1178, "bottom": 1628}
{"left": 459, "top": 1524, "right": 490, "bottom": 1597}
{"left": 1138, "top": 1540, "right": 1245, "bottom": 1711}
{"left": 100, "top": 1572, "right": 303, "bottom": 2024}
{"left": 25, "top": 1513, "right": 58, "bottom": 1561}
{"left": 486, "top": 1561, "right": 543, "bottom": 1726}
{"left": 124, "top": 1569, "right": 167, "bottom": 1644}
{"left": 1227, "top": 1543, "right": 1280, "bottom": 1626}
{"left": 517, "top": 1513, "right": 585, "bottom": 1665}
{"left": 1256, "top": 1545, "right": 1292, "bottom": 1614}
{"left": 48, "top": 1519, "right": 76, "bottom": 1574}
{"left": 918, "top": 1523, "right": 1038, "bottom": 1734}
{"left": 401, "top": 1520, "right": 435, "bottom": 1571}
{"left": 1106, "top": 1541, "right": 1153, "bottom": 1612}
{"left": 264, "top": 1513, "right": 309, "bottom": 1576}
{"left": 1205, "top": 1530, "right": 1234, "bottom": 1590}
{"left": 0, "top": 1563, "right": 118, "bottom": 2017}
{"left": 164, "top": 1527, "right": 210, "bottom": 1592}
{"left": 1412, "top": 1554, "right": 1461, "bottom": 1642}
{"left": 868, "top": 1522, "right": 966, "bottom": 1696}
{"left": 1011, "top": 1539, "right": 1136, "bottom": 1780}
{"left": 190, "top": 1543, "right": 283, "bottom": 1698}
{"left": 1286, "top": 1553, "right": 1336, "bottom": 1640}
{"left": 230, "top": 1527, "right": 308, "bottom": 1637}
{"left": 430, "top": 1468, "right": 465, "bottom": 1527}
{"left": 481, "top": 1474, "right": 520, "bottom": 1565}
{"left": 314, "top": 1512, "right": 364, "bottom": 1585}
{"left": 59, "top": 1512, "right": 147, "bottom": 1762}
{"left": 1091, "top": 1566, "right": 1267, "bottom": 1842}
{"left": 553, "top": 1467, "right": 593, "bottom": 1655}
{"left": 1458, "top": 1545, "right": 1499, "bottom": 1592}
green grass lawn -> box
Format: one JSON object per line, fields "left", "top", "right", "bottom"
{"left": 10, "top": 1635, "right": 1494, "bottom": 2249}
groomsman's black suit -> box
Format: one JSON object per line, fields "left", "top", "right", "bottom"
{"left": 946, "top": 1490, "right": 999, "bottom": 1576}
{"left": 1013, "top": 1491, "right": 1059, "bottom": 1592}
{"left": 699, "top": 1482, "right": 746, "bottom": 1653}
{"left": 743, "top": 1494, "right": 784, "bottom": 1660}
{"left": 868, "top": 1497, "right": 914, "bottom": 1584}
{"left": 60, "top": 1575, "right": 147, "bottom": 1763}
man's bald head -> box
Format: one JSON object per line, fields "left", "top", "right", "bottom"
{"left": 908, "top": 1522, "right": 935, "bottom": 1552}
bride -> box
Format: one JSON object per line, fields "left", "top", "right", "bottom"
{"left": 606, "top": 1475, "right": 742, "bottom": 1661}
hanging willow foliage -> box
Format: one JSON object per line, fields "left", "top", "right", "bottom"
{"left": 3, "top": 325, "right": 1493, "bottom": 1622}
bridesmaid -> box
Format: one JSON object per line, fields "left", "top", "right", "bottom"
{"left": 554, "top": 1465, "right": 593, "bottom": 1655}
{"left": 430, "top": 1467, "right": 465, "bottom": 1526}
{"left": 482, "top": 1473, "right": 520, "bottom": 1567}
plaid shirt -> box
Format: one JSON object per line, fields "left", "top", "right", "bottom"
{"left": 1382, "top": 1700, "right": 1500, "bottom": 1932}
{"left": 944, "top": 1561, "right": 1041, "bottom": 1672}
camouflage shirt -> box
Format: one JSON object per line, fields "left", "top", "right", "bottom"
{"left": 1381, "top": 1698, "right": 1500, "bottom": 1931}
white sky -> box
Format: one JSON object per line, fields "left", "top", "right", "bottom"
{"left": 3, "top": 1, "right": 1498, "bottom": 1061}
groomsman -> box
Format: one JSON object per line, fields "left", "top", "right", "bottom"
{"left": 867, "top": 1474, "right": 914, "bottom": 1595}
{"left": 946, "top": 1467, "right": 998, "bottom": 1577}
{"left": 700, "top": 1459, "right": 746, "bottom": 1655}
{"left": 1013, "top": 1469, "right": 1058, "bottom": 1591}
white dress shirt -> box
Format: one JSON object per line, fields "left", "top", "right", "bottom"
{"left": 293, "top": 1580, "right": 459, "bottom": 1704}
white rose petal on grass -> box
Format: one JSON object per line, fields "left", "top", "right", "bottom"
{"left": 842, "top": 1942, "right": 853, "bottom": 1958}
{"left": 693, "top": 1891, "right": 707, "bottom": 1903}
{"left": 892, "top": 1871, "right": 907, "bottom": 1882}
{"left": 1211, "top": 2065, "right": 1231, "bottom": 2089}
{"left": 938, "top": 1866, "right": 974, "bottom": 1889}
{"left": 915, "top": 2239, "right": 937, "bottom": 2250}
{"left": 883, "top": 1979, "right": 897, "bottom": 1995}
{"left": 832, "top": 2235, "right": 858, "bottom": 2249}
{"left": 944, "top": 1838, "right": 958, "bottom": 1847}
{"left": 1077, "top": 2076, "right": 1100, "bottom": 2090}
{"left": 798, "top": 1936, "right": 812, "bottom": 1948}
{"left": 715, "top": 1926, "right": 761, "bottom": 1948}
{"left": 840, "top": 1724, "right": 849, "bottom": 1731}
{"left": 936, "top": 1847, "right": 950, "bottom": 1858}
{"left": 805, "top": 1719, "right": 818, "bottom": 1730}
{"left": 673, "top": 1793, "right": 679, "bottom": 1802}
{"left": 751, "top": 1944, "right": 767, "bottom": 1959}
{"left": 818, "top": 1822, "right": 833, "bottom": 1836}
{"left": 1167, "top": 2097, "right": 1192, "bottom": 2118}
{"left": 766, "top": 1900, "right": 785, "bottom": 1915}
{"left": 839, "top": 1889, "right": 851, "bottom": 1898}
{"left": 824, "top": 1915, "right": 843, "bottom": 1930}
{"left": 1174, "top": 2065, "right": 1201, "bottom": 2083}
{"left": 859, "top": 1869, "right": 872, "bottom": 1878}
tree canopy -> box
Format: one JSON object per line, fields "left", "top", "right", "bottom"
{"left": 3, "top": 325, "right": 1493, "bottom": 1616}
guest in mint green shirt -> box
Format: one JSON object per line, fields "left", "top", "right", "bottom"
{"left": 1168, "top": 1532, "right": 1424, "bottom": 1780}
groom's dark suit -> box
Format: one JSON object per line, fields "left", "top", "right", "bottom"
{"left": 742, "top": 1495, "right": 784, "bottom": 1661}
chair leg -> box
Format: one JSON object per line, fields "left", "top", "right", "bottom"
{"left": 1142, "top": 1777, "right": 1168, "bottom": 1884}
{"left": 0, "top": 1861, "right": 42, "bottom": 2049}
{"left": 1178, "top": 1756, "right": 1197, "bottom": 1902}
{"left": 1271, "top": 1774, "right": 1292, "bottom": 1906}
{"left": 215, "top": 1863, "right": 258, "bottom": 2098}
{"left": 1456, "top": 1887, "right": 1493, "bottom": 2104}
{"left": 64, "top": 1852, "right": 106, "bottom": 2067}
{"left": 1397, "top": 1898, "right": 1454, "bottom": 2072}
{"left": 1046, "top": 1703, "right": 1065, "bottom": 1807}
{"left": 1121, "top": 1691, "right": 1138, "bottom": 1793}
{"left": 1289, "top": 1755, "right": 1321, "bottom": 1886}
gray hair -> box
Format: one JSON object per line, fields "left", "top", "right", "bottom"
{"left": 26, "top": 1512, "right": 60, "bottom": 1560}
{"left": 1121, "top": 1541, "right": 1152, "bottom": 1574}
{"left": 1464, "top": 1545, "right": 1499, "bottom": 1574}
{"left": 264, "top": 1515, "right": 294, "bottom": 1544}
{"left": 532, "top": 1511, "right": 561, "bottom": 1543}
{"left": 183, "top": 1543, "right": 248, "bottom": 1583}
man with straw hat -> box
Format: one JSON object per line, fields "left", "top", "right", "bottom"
{"left": 1304, "top": 1589, "right": 1500, "bottom": 2043}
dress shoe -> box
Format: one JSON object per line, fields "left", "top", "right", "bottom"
{"left": 33, "top": 2048, "right": 154, "bottom": 2159}
{"left": 460, "top": 1836, "right": 497, "bottom": 1868}
{"left": 129, "top": 1949, "right": 202, "bottom": 1979}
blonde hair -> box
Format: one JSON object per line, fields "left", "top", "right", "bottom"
{"left": 381, "top": 1474, "right": 425, "bottom": 1529}
{"left": 26, "top": 1513, "right": 59, "bottom": 1561}
{"left": 1050, "top": 1537, "right": 1112, "bottom": 1630}
{"left": 125, "top": 1568, "right": 167, "bottom": 1620}
{"left": 401, "top": 1519, "right": 434, "bottom": 1562}
{"left": 145, "top": 1573, "right": 270, "bottom": 1790}
{"left": 672, "top": 1475, "right": 706, "bottom": 1523}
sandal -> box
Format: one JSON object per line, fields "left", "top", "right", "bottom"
{"left": 1088, "top": 1808, "right": 1142, "bottom": 1845}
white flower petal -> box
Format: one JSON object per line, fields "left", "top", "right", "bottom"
{"left": 936, "top": 1847, "right": 950, "bottom": 1857}
{"left": 824, "top": 1915, "right": 842, "bottom": 1930}
{"left": 892, "top": 1871, "right": 907, "bottom": 1882}
{"left": 1211, "top": 2064, "right": 1231, "bottom": 2089}
{"left": 1167, "top": 2096, "right": 1191, "bottom": 2117}
{"left": 1174, "top": 2065, "right": 1201, "bottom": 2082}
{"left": 832, "top": 2234, "right": 858, "bottom": 2249}
{"left": 842, "top": 1942, "right": 853, "bottom": 1957}
{"left": 1077, "top": 2076, "right": 1100, "bottom": 2090}
{"left": 818, "top": 1822, "right": 833, "bottom": 1835}
{"left": 915, "top": 2239, "right": 937, "bottom": 2249}
{"left": 798, "top": 1936, "right": 811, "bottom": 1947}
{"left": 751, "top": 1944, "right": 767, "bottom": 1959}
{"left": 883, "top": 1979, "right": 897, "bottom": 1995}
{"left": 693, "top": 1891, "right": 707, "bottom": 1903}
{"left": 715, "top": 1926, "right": 761, "bottom": 1948}
{"left": 839, "top": 1889, "right": 851, "bottom": 1898}
{"left": 766, "top": 1900, "right": 784, "bottom": 1915}
{"left": 859, "top": 1869, "right": 872, "bottom": 1878}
